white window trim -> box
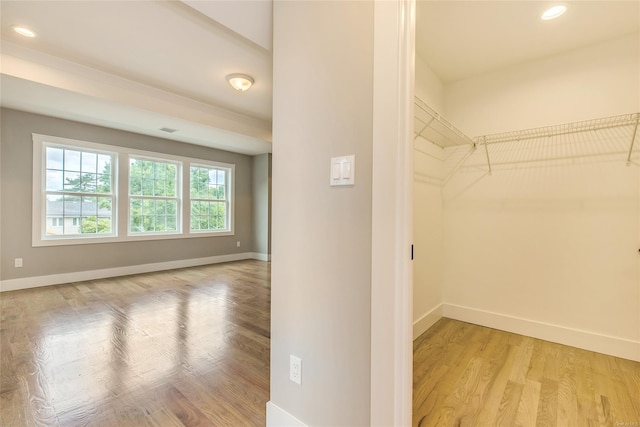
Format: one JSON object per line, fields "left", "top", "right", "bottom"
{"left": 127, "top": 154, "right": 183, "bottom": 237}
{"left": 188, "top": 163, "right": 233, "bottom": 234}
{"left": 32, "top": 133, "right": 235, "bottom": 247}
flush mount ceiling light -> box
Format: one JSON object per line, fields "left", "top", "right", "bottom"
{"left": 226, "top": 74, "right": 254, "bottom": 92}
{"left": 541, "top": 5, "right": 567, "bottom": 20}
{"left": 12, "top": 25, "right": 38, "bottom": 38}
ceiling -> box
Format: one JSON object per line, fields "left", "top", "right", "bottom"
{"left": 0, "top": 1, "right": 273, "bottom": 155}
{"left": 1, "top": 1, "right": 638, "bottom": 155}
{"left": 416, "top": 1, "right": 640, "bottom": 83}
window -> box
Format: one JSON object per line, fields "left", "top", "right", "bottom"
{"left": 190, "top": 165, "right": 230, "bottom": 232}
{"left": 33, "top": 134, "right": 235, "bottom": 246}
{"left": 42, "top": 142, "right": 115, "bottom": 238}
{"left": 129, "top": 157, "right": 180, "bottom": 234}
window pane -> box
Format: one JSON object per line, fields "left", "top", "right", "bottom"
{"left": 155, "top": 180, "right": 166, "bottom": 197}
{"left": 46, "top": 170, "right": 64, "bottom": 191}
{"left": 81, "top": 216, "right": 97, "bottom": 234}
{"left": 82, "top": 197, "right": 98, "bottom": 217}
{"left": 65, "top": 150, "right": 81, "bottom": 172}
{"left": 142, "top": 178, "right": 154, "bottom": 196}
{"left": 63, "top": 172, "right": 80, "bottom": 191}
{"left": 81, "top": 152, "right": 97, "bottom": 173}
{"left": 129, "top": 176, "right": 141, "bottom": 195}
{"left": 98, "top": 155, "right": 111, "bottom": 175}
{"left": 80, "top": 173, "right": 98, "bottom": 193}
{"left": 46, "top": 147, "right": 64, "bottom": 170}
{"left": 166, "top": 179, "right": 176, "bottom": 198}
{"left": 155, "top": 162, "right": 166, "bottom": 179}
{"left": 167, "top": 215, "right": 176, "bottom": 231}
{"left": 156, "top": 200, "right": 166, "bottom": 215}
{"left": 97, "top": 174, "right": 111, "bottom": 194}
{"left": 97, "top": 218, "right": 112, "bottom": 233}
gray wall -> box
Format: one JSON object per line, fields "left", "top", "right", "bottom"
{"left": 271, "top": 1, "right": 373, "bottom": 425}
{"left": 251, "top": 153, "right": 271, "bottom": 256}
{"left": 0, "top": 108, "right": 254, "bottom": 281}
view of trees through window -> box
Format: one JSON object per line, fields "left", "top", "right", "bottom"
{"left": 190, "top": 166, "right": 228, "bottom": 231}
{"left": 129, "top": 157, "right": 179, "bottom": 233}
{"left": 45, "top": 146, "right": 114, "bottom": 236}
{"left": 40, "top": 138, "right": 233, "bottom": 242}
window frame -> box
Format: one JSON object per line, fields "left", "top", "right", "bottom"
{"left": 32, "top": 134, "right": 235, "bottom": 247}
{"left": 189, "top": 163, "right": 233, "bottom": 234}
{"left": 127, "top": 154, "right": 182, "bottom": 237}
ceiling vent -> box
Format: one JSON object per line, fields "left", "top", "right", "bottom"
{"left": 159, "top": 127, "right": 178, "bottom": 133}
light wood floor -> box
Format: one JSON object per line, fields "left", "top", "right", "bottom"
{"left": 413, "top": 318, "right": 640, "bottom": 427}
{"left": 0, "top": 260, "right": 270, "bottom": 426}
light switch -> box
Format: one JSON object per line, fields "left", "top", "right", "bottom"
{"left": 341, "top": 160, "right": 352, "bottom": 179}
{"left": 331, "top": 162, "right": 341, "bottom": 181}
{"left": 330, "top": 155, "right": 355, "bottom": 186}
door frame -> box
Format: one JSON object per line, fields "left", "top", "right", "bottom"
{"left": 370, "top": 0, "right": 415, "bottom": 424}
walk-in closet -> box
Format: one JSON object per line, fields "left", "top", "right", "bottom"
{"left": 412, "top": 1, "right": 639, "bottom": 425}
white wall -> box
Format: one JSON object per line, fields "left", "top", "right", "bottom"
{"left": 271, "top": 2, "right": 374, "bottom": 425}
{"left": 415, "top": 53, "right": 444, "bottom": 112}
{"left": 417, "top": 31, "right": 640, "bottom": 361}
{"left": 442, "top": 151, "right": 639, "bottom": 360}
{"left": 413, "top": 52, "right": 447, "bottom": 340}
{"left": 413, "top": 139, "right": 445, "bottom": 338}
{"left": 251, "top": 153, "right": 271, "bottom": 259}
{"left": 445, "top": 33, "right": 640, "bottom": 136}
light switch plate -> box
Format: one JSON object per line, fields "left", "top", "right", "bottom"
{"left": 330, "top": 155, "right": 355, "bottom": 186}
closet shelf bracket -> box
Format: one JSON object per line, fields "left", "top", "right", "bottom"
{"left": 414, "top": 97, "right": 474, "bottom": 148}
{"left": 627, "top": 117, "right": 639, "bottom": 166}
{"left": 482, "top": 137, "right": 492, "bottom": 176}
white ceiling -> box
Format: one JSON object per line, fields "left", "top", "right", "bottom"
{"left": 1, "top": 1, "right": 638, "bottom": 155}
{"left": 0, "top": 0, "right": 273, "bottom": 155}
{"left": 416, "top": 1, "right": 640, "bottom": 83}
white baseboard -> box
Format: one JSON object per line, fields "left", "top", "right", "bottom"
{"left": 0, "top": 252, "right": 266, "bottom": 292}
{"left": 413, "top": 303, "right": 443, "bottom": 340}
{"left": 442, "top": 303, "right": 640, "bottom": 362}
{"left": 252, "top": 252, "right": 271, "bottom": 262}
{"left": 266, "top": 401, "right": 307, "bottom": 427}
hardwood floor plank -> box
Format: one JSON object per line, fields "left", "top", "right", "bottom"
{"left": 1, "top": 260, "right": 270, "bottom": 426}
{"left": 495, "top": 380, "right": 524, "bottom": 427}
{"left": 413, "top": 319, "right": 640, "bottom": 427}
{"left": 515, "top": 378, "right": 542, "bottom": 427}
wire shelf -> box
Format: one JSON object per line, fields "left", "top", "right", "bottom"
{"left": 414, "top": 96, "right": 474, "bottom": 148}
{"left": 473, "top": 113, "right": 640, "bottom": 145}
{"left": 413, "top": 95, "right": 640, "bottom": 187}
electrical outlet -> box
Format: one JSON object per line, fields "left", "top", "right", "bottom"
{"left": 14, "top": 258, "right": 23, "bottom": 268}
{"left": 236, "top": 241, "right": 241, "bottom": 247}
{"left": 290, "top": 355, "right": 301, "bottom": 385}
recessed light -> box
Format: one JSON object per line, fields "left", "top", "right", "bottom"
{"left": 12, "top": 25, "right": 38, "bottom": 38}
{"left": 159, "top": 127, "right": 178, "bottom": 133}
{"left": 541, "top": 5, "right": 567, "bottom": 20}
{"left": 226, "top": 74, "right": 254, "bottom": 92}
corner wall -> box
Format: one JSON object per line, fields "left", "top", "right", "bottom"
{"left": 433, "top": 32, "right": 640, "bottom": 361}
{"left": 413, "top": 139, "right": 444, "bottom": 338}
{"left": 252, "top": 153, "right": 271, "bottom": 260}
